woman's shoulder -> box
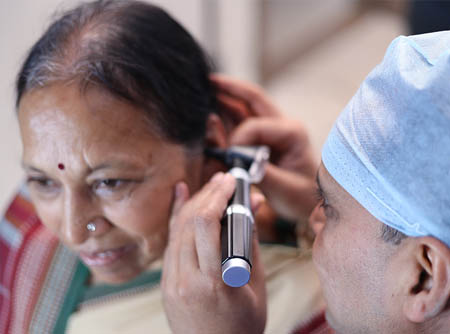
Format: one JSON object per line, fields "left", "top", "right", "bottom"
{"left": 0, "top": 188, "right": 57, "bottom": 274}
{"left": 0, "top": 188, "right": 86, "bottom": 334}
{"left": 260, "top": 241, "right": 326, "bottom": 334}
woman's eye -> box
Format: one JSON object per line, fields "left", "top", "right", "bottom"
{"left": 93, "top": 179, "right": 128, "bottom": 192}
{"left": 101, "top": 179, "right": 121, "bottom": 188}
{"left": 26, "top": 177, "right": 59, "bottom": 193}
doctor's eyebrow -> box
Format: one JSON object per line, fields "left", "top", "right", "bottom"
{"left": 315, "top": 172, "right": 327, "bottom": 200}
{"left": 315, "top": 171, "right": 340, "bottom": 219}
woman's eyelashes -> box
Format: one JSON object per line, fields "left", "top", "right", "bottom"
{"left": 92, "top": 179, "right": 128, "bottom": 192}
{"left": 26, "top": 176, "right": 59, "bottom": 195}
{"left": 26, "top": 174, "right": 137, "bottom": 198}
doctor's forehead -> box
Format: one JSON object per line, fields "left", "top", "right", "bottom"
{"left": 316, "top": 164, "right": 337, "bottom": 198}
{"left": 318, "top": 163, "right": 382, "bottom": 224}
{"left": 316, "top": 163, "right": 353, "bottom": 209}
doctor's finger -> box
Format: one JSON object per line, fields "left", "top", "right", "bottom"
{"left": 230, "top": 117, "right": 308, "bottom": 149}
{"left": 195, "top": 173, "right": 236, "bottom": 277}
{"left": 163, "top": 182, "right": 190, "bottom": 289}
{"left": 211, "top": 74, "right": 281, "bottom": 117}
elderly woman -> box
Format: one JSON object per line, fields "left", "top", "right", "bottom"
{"left": 0, "top": 1, "right": 322, "bottom": 333}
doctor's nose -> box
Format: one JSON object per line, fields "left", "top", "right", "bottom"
{"left": 308, "top": 203, "right": 326, "bottom": 236}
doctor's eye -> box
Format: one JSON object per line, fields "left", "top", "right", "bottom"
{"left": 314, "top": 187, "right": 336, "bottom": 220}
{"left": 315, "top": 188, "right": 329, "bottom": 209}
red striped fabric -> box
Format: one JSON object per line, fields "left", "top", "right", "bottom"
{"left": 0, "top": 192, "right": 58, "bottom": 334}
{"left": 291, "top": 310, "right": 335, "bottom": 334}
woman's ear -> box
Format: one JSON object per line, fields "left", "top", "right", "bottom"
{"left": 205, "top": 113, "right": 228, "bottom": 149}
{"left": 202, "top": 103, "right": 252, "bottom": 183}
{"left": 201, "top": 113, "right": 229, "bottom": 183}
{"left": 402, "top": 237, "right": 450, "bottom": 323}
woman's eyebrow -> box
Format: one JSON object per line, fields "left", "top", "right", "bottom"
{"left": 90, "top": 160, "right": 145, "bottom": 172}
{"left": 21, "top": 162, "right": 43, "bottom": 173}
{"left": 21, "top": 160, "right": 145, "bottom": 174}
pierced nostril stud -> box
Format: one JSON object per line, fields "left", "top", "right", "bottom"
{"left": 86, "top": 222, "right": 97, "bottom": 232}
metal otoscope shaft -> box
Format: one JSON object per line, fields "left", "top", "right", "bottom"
{"left": 221, "top": 165, "right": 253, "bottom": 287}
{"left": 205, "top": 146, "right": 270, "bottom": 288}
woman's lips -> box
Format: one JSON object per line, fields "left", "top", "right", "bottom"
{"left": 79, "top": 244, "right": 136, "bottom": 267}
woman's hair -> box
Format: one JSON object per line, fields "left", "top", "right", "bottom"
{"left": 16, "top": 0, "right": 217, "bottom": 146}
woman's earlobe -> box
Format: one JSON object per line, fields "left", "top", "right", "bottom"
{"left": 403, "top": 237, "right": 450, "bottom": 323}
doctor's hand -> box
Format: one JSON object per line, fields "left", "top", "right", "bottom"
{"left": 212, "top": 75, "right": 319, "bottom": 222}
{"left": 162, "top": 173, "right": 267, "bottom": 334}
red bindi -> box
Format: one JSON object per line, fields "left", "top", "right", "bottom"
{"left": 58, "top": 163, "right": 65, "bottom": 170}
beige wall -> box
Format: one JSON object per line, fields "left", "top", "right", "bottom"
{"left": 0, "top": 0, "right": 407, "bottom": 213}
{"left": 0, "top": 0, "right": 268, "bottom": 212}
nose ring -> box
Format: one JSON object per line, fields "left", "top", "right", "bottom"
{"left": 86, "top": 222, "right": 97, "bottom": 232}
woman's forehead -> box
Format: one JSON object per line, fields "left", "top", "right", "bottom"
{"left": 18, "top": 84, "right": 174, "bottom": 167}
{"left": 19, "top": 83, "right": 159, "bottom": 137}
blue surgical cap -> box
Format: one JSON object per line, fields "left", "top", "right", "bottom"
{"left": 322, "top": 31, "right": 450, "bottom": 246}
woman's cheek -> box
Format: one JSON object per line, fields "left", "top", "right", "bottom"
{"left": 32, "top": 201, "right": 62, "bottom": 235}
{"left": 115, "top": 191, "right": 172, "bottom": 242}
{"left": 143, "top": 227, "right": 169, "bottom": 256}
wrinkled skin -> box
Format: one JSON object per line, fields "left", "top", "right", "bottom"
{"left": 18, "top": 83, "right": 204, "bottom": 284}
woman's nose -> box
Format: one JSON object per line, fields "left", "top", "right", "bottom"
{"left": 61, "top": 190, "right": 111, "bottom": 245}
{"left": 85, "top": 217, "right": 112, "bottom": 236}
{"left": 308, "top": 204, "right": 326, "bottom": 236}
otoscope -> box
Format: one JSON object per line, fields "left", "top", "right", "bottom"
{"left": 205, "top": 146, "right": 270, "bottom": 287}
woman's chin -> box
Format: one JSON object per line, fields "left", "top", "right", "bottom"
{"left": 89, "top": 267, "right": 142, "bottom": 285}
{"left": 81, "top": 245, "right": 149, "bottom": 285}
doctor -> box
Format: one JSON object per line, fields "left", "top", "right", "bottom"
{"left": 162, "top": 31, "right": 450, "bottom": 334}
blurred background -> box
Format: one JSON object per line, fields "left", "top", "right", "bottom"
{"left": 0, "top": 0, "right": 446, "bottom": 212}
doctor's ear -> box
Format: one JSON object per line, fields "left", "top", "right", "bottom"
{"left": 402, "top": 237, "right": 450, "bottom": 323}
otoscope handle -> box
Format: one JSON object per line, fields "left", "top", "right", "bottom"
{"left": 221, "top": 167, "right": 253, "bottom": 287}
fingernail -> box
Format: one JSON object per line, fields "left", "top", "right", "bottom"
{"left": 223, "top": 173, "right": 235, "bottom": 182}
{"left": 175, "top": 183, "right": 184, "bottom": 199}
{"left": 211, "top": 172, "right": 224, "bottom": 183}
